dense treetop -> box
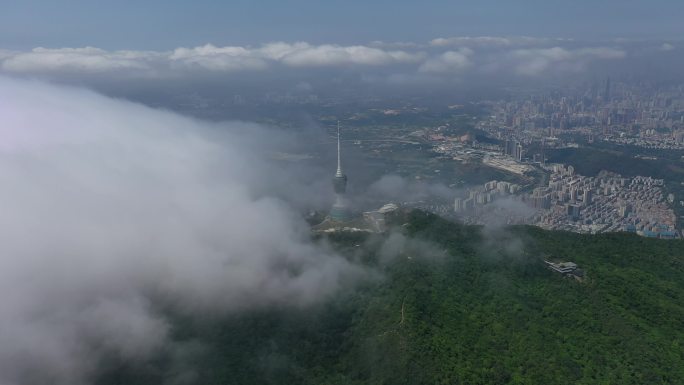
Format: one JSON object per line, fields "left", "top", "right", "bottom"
{"left": 102, "top": 211, "right": 684, "bottom": 385}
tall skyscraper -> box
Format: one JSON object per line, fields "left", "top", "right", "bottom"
{"left": 330, "top": 121, "right": 351, "bottom": 221}
{"left": 504, "top": 138, "right": 518, "bottom": 158}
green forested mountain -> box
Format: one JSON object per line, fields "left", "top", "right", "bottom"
{"left": 102, "top": 211, "right": 684, "bottom": 385}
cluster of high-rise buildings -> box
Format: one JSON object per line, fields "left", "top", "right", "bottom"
{"left": 533, "top": 166, "right": 678, "bottom": 238}
{"left": 448, "top": 163, "right": 679, "bottom": 238}
{"left": 477, "top": 80, "right": 684, "bottom": 150}
{"left": 454, "top": 180, "right": 521, "bottom": 213}
{"left": 503, "top": 139, "right": 524, "bottom": 162}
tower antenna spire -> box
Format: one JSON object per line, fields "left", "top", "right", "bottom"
{"left": 336, "top": 120, "right": 343, "bottom": 177}
{"left": 330, "top": 120, "right": 349, "bottom": 221}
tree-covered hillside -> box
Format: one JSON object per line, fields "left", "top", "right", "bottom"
{"left": 101, "top": 211, "right": 684, "bottom": 385}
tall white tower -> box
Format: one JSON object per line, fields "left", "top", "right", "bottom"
{"left": 330, "top": 121, "right": 350, "bottom": 221}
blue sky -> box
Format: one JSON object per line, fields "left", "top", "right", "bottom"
{"left": 1, "top": 0, "right": 683, "bottom": 49}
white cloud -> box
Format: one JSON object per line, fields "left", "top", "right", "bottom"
{"left": 169, "top": 44, "right": 268, "bottom": 71}
{"left": 273, "top": 43, "right": 423, "bottom": 67}
{"left": 0, "top": 77, "right": 366, "bottom": 385}
{"left": 661, "top": 42, "right": 675, "bottom": 51}
{"left": 429, "top": 36, "right": 568, "bottom": 47}
{"left": 0, "top": 43, "right": 422, "bottom": 75}
{"left": 1, "top": 47, "right": 161, "bottom": 73}
{"left": 509, "top": 46, "right": 626, "bottom": 75}
{"left": 0, "top": 38, "right": 660, "bottom": 80}
{"left": 418, "top": 49, "right": 473, "bottom": 73}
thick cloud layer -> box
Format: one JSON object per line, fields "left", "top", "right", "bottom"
{"left": 0, "top": 42, "right": 423, "bottom": 75}
{"left": 0, "top": 77, "right": 365, "bottom": 385}
{"left": 1, "top": 37, "right": 667, "bottom": 81}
